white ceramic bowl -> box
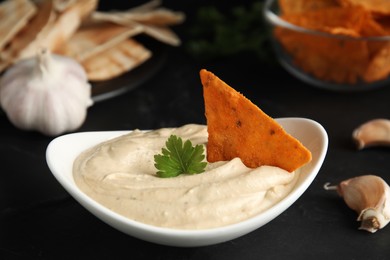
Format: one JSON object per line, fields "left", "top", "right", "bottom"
{"left": 46, "top": 117, "right": 328, "bottom": 247}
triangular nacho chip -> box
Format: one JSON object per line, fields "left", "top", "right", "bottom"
{"left": 200, "top": 69, "right": 312, "bottom": 172}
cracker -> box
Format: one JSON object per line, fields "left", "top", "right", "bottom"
{"left": 54, "top": 0, "right": 78, "bottom": 12}
{"left": 17, "top": 0, "right": 97, "bottom": 60}
{"left": 142, "top": 25, "right": 181, "bottom": 46}
{"left": 200, "top": 69, "right": 312, "bottom": 172}
{"left": 58, "top": 21, "right": 143, "bottom": 62}
{"left": 82, "top": 38, "right": 152, "bottom": 81}
{"left": 0, "top": 0, "right": 36, "bottom": 51}
{"left": 91, "top": 7, "right": 185, "bottom": 27}
{"left": 89, "top": 0, "right": 184, "bottom": 46}
{"left": 0, "top": 0, "right": 54, "bottom": 71}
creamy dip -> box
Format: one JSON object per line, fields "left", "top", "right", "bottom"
{"left": 73, "top": 124, "right": 298, "bottom": 230}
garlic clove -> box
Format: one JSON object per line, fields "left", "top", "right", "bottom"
{"left": 324, "top": 175, "right": 390, "bottom": 233}
{"left": 352, "top": 119, "right": 390, "bottom": 150}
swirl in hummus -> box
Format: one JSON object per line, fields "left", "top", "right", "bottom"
{"left": 73, "top": 124, "right": 299, "bottom": 230}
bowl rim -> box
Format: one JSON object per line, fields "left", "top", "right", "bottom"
{"left": 263, "top": 0, "right": 390, "bottom": 41}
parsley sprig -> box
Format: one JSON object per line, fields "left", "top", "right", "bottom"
{"left": 154, "top": 135, "right": 207, "bottom": 178}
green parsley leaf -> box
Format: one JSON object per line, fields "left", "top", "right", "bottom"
{"left": 154, "top": 135, "right": 207, "bottom": 178}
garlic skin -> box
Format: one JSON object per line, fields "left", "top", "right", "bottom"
{"left": 325, "top": 175, "right": 390, "bottom": 233}
{"left": 0, "top": 49, "right": 93, "bottom": 136}
{"left": 352, "top": 119, "right": 390, "bottom": 149}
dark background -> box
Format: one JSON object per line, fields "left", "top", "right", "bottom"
{"left": 2, "top": 0, "right": 390, "bottom": 259}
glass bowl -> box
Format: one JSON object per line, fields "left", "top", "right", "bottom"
{"left": 263, "top": 0, "right": 390, "bottom": 92}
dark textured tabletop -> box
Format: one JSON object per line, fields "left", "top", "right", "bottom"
{"left": 2, "top": 0, "right": 390, "bottom": 259}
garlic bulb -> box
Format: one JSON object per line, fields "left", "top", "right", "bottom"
{"left": 0, "top": 49, "right": 93, "bottom": 136}
{"left": 324, "top": 175, "right": 390, "bottom": 233}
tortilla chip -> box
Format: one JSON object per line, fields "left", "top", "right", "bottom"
{"left": 374, "top": 16, "right": 390, "bottom": 35}
{"left": 280, "top": 6, "right": 370, "bottom": 33}
{"left": 279, "top": 0, "right": 339, "bottom": 14}
{"left": 338, "top": 0, "right": 390, "bottom": 15}
{"left": 363, "top": 43, "right": 390, "bottom": 82}
{"left": 275, "top": 26, "right": 370, "bottom": 84}
{"left": 200, "top": 69, "right": 312, "bottom": 172}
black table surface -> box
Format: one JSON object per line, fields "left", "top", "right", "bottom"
{"left": 2, "top": 1, "right": 390, "bottom": 259}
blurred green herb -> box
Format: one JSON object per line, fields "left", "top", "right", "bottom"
{"left": 186, "top": 1, "right": 274, "bottom": 63}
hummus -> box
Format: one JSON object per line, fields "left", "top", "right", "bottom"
{"left": 73, "top": 124, "right": 298, "bottom": 229}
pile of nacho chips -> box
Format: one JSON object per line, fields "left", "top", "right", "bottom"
{"left": 275, "top": 0, "right": 390, "bottom": 84}
{"left": 0, "top": 0, "right": 184, "bottom": 81}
